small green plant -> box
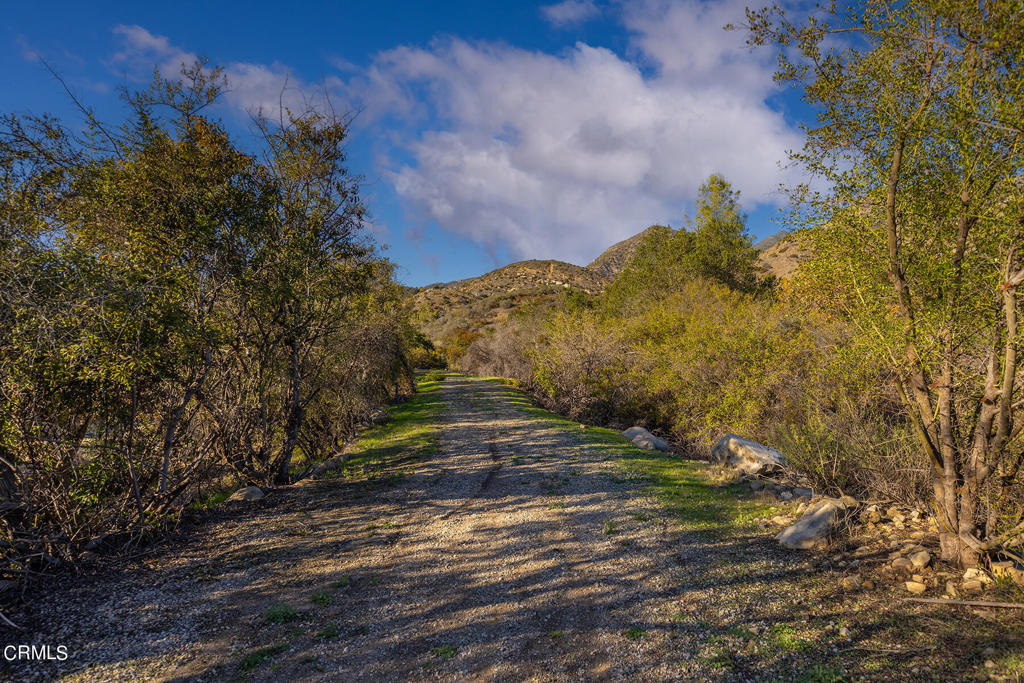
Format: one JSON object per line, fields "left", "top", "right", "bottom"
{"left": 633, "top": 513, "right": 650, "bottom": 522}
{"left": 422, "top": 370, "right": 446, "bottom": 383}
{"left": 549, "top": 629, "right": 565, "bottom": 638}
{"left": 797, "top": 664, "right": 848, "bottom": 682}
{"left": 626, "top": 626, "right": 646, "bottom": 640}
{"left": 239, "top": 643, "right": 289, "bottom": 671}
{"left": 430, "top": 644, "right": 457, "bottom": 660}
{"left": 704, "top": 650, "right": 736, "bottom": 670}
{"left": 264, "top": 604, "right": 300, "bottom": 624}
{"left": 310, "top": 590, "right": 331, "bottom": 606}
{"left": 315, "top": 624, "right": 340, "bottom": 641}
{"left": 331, "top": 576, "right": 352, "bottom": 588}
{"left": 603, "top": 520, "right": 619, "bottom": 535}
{"left": 547, "top": 502, "right": 565, "bottom": 510}
{"left": 770, "top": 624, "right": 812, "bottom": 652}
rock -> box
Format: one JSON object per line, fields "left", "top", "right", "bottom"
{"left": 711, "top": 434, "right": 786, "bottom": 475}
{"left": 910, "top": 550, "right": 932, "bottom": 569}
{"left": 862, "top": 580, "right": 875, "bottom": 589}
{"left": 853, "top": 546, "right": 873, "bottom": 557}
{"left": 840, "top": 576, "right": 861, "bottom": 590}
{"left": 864, "top": 508, "right": 882, "bottom": 523}
{"left": 961, "top": 579, "right": 984, "bottom": 593}
{"left": 792, "top": 487, "right": 813, "bottom": 498}
{"left": 905, "top": 581, "right": 927, "bottom": 594}
{"left": 624, "top": 427, "right": 670, "bottom": 452}
{"left": 772, "top": 516, "right": 793, "bottom": 526}
{"left": 839, "top": 495, "right": 859, "bottom": 508}
{"left": 945, "top": 581, "right": 958, "bottom": 597}
{"left": 795, "top": 502, "right": 808, "bottom": 515}
{"left": 991, "top": 561, "right": 1024, "bottom": 585}
{"left": 775, "top": 498, "right": 851, "bottom": 550}
{"left": 780, "top": 490, "right": 794, "bottom": 501}
{"left": 748, "top": 480, "right": 764, "bottom": 492}
{"left": 964, "top": 567, "right": 994, "bottom": 584}
{"left": 892, "top": 557, "right": 913, "bottom": 570}
{"left": 311, "top": 459, "right": 340, "bottom": 479}
{"left": 227, "top": 486, "right": 265, "bottom": 502}
{"left": 623, "top": 426, "right": 649, "bottom": 440}
{"left": 838, "top": 626, "right": 850, "bottom": 638}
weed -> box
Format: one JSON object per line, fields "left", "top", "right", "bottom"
{"left": 314, "top": 624, "right": 339, "bottom": 641}
{"left": 618, "top": 539, "right": 632, "bottom": 547}
{"left": 633, "top": 513, "right": 650, "bottom": 522}
{"left": 626, "top": 626, "right": 646, "bottom": 640}
{"left": 239, "top": 643, "right": 289, "bottom": 671}
{"left": 331, "top": 576, "right": 351, "bottom": 588}
{"left": 310, "top": 590, "right": 331, "bottom": 606}
{"left": 549, "top": 630, "right": 565, "bottom": 638}
{"left": 603, "top": 520, "right": 619, "bottom": 535}
{"left": 547, "top": 502, "right": 565, "bottom": 510}
{"left": 770, "top": 624, "right": 812, "bottom": 652}
{"left": 796, "top": 664, "right": 848, "bottom": 682}
{"left": 430, "top": 644, "right": 457, "bottom": 660}
{"left": 704, "top": 650, "right": 736, "bottom": 670}
{"left": 264, "top": 604, "right": 300, "bottom": 624}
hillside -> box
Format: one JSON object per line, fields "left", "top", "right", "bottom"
{"left": 585, "top": 226, "right": 660, "bottom": 278}
{"left": 409, "top": 228, "right": 806, "bottom": 342}
{"left": 410, "top": 259, "right": 606, "bottom": 340}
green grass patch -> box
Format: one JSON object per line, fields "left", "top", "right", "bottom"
{"left": 476, "top": 377, "right": 772, "bottom": 534}
{"left": 310, "top": 590, "right": 331, "bottom": 606}
{"left": 626, "top": 626, "right": 646, "bottom": 640}
{"left": 335, "top": 375, "right": 445, "bottom": 480}
{"left": 239, "top": 643, "right": 289, "bottom": 671}
{"left": 314, "top": 624, "right": 340, "bottom": 641}
{"left": 603, "top": 520, "right": 619, "bottom": 535}
{"left": 330, "top": 576, "right": 351, "bottom": 588}
{"left": 770, "top": 624, "right": 813, "bottom": 652}
{"left": 264, "top": 604, "right": 300, "bottom": 624}
{"left": 430, "top": 644, "right": 457, "bottom": 660}
{"left": 549, "top": 629, "right": 565, "bottom": 638}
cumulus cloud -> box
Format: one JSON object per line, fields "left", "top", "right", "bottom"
{"left": 364, "top": 0, "right": 802, "bottom": 264}
{"left": 110, "top": 25, "right": 336, "bottom": 118}
{"left": 541, "top": 0, "right": 601, "bottom": 26}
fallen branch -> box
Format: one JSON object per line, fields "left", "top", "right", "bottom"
{"left": 0, "top": 611, "right": 24, "bottom": 630}
{"left": 906, "top": 597, "right": 1024, "bottom": 609}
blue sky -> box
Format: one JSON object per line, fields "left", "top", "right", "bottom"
{"left": 3, "top": 0, "right": 808, "bottom": 286}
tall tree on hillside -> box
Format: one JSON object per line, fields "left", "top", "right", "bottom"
{"left": 747, "top": 0, "right": 1024, "bottom": 566}
{"left": 690, "top": 174, "right": 760, "bottom": 292}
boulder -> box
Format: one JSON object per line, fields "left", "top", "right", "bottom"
{"left": 909, "top": 550, "right": 932, "bottom": 569}
{"left": 311, "top": 459, "right": 341, "bottom": 479}
{"left": 775, "top": 497, "right": 853, "bottom": 550}
{"left": 623, "top": 427, "right": 669, "bottom": 452}
{"left": 712, "top": 434, "right": 786, "bottom": 475}
{"left": 227, "top": 486, "right": 265, "bottom": 502}
{"left": 905, "top": 581, "right": 927, "bottom": 595}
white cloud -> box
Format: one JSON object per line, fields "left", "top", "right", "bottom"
{"left": 541, "top": 0, "right": 601, "bottom": 26}
{"left": 110, "top": 25, "right": 336, "bottom": 118}
{"left": 363, "top": 0, "right": 802, "bottom": 265}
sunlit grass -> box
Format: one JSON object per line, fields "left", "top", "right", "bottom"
{"left": 329, "top": 374, "right": 445, "bottom": 480}
{"left": 476, "top": 376, "right": 772, "bottom": 533}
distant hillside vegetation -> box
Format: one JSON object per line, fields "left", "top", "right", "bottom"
{"left": 409, "top": 259, "right": 605, "bottom": 341}
{"left": 408, "top": 227, "right": 808, "bottom": 345}
{"left": 585, "top": 226, "right": 661, "bottom": 279}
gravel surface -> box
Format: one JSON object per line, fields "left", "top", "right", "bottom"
{"left": 2, "top": 375, "right": 1019, "bottom": 682}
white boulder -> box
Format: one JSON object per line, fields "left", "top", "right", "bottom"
{"left": 623, "top": 426, "right": 669, "bottom": 452}
{"left": 712, "top": 434, "right": 786, "bottom": 475}
{"left": 775, "top": 497, "right": 854, "bottom": 550}
{"left": 227, "top": 486, "right": 265, "bottom": 502}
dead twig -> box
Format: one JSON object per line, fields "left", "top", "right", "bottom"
{"left": 906, "top": 597, "right": 1024, "bottom": 609}
{"left": 0, "top": 611, "right": 24, "bottom": 630}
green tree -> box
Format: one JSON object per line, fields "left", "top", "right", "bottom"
{"left": 747, "top": 0, "right": 1024, "bottom": 566}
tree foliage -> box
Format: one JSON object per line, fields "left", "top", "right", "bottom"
{"left": 0, "top": 64, "right": 414, "bottom": 571}
{"left": 747, "top": 0, "right": 1024, "bottom": 565}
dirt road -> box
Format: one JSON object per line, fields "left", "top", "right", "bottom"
{"left": 3, "top": 375, "right": 1018, "bottom": 681}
